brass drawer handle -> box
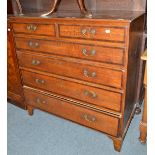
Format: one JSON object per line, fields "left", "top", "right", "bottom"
{"left": 35, "top": 78, "right": 45, "bottom": 84}
{"left": 82, "top": 48, "right": 96, "bottom": 56}
{"left": 81, "top": 29, "right": 87, "bottom": 35}
{"left": 83, "top": 114, "right": 96, "bottom": 122}
{"left": 28, "top": 41, "right": 39, "bottom": 48}
{"left": 81, "top": 28, "right": 96, "bottom": 35}
{"left": 36, "top": 98, "right": 47, "bottom": 104}
{"left": 84, "top": 90, "right": 97, "bottom": 98}
{"left": 83, "top": 69, "right": 96, "bottom": 78}
{"left": 90, "top": 29, "right": 96, "bottom": 35}
{"left": 31, "top": 60, "right": 40, "bottom": 65}
{"left": 26, "top": 24, "right": 37, "bottom": 31}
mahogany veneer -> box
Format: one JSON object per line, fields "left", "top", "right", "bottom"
{"left": 9, "top": 11, "right": 145, "bottom": 151}
{"left": 7, "top": 20, "right": 25, "bottom": 109}
{"left": 17, "top": 51, "right": 123, "bottom": 89}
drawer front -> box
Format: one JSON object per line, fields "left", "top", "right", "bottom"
{"left": 59, "top": 24, "right": 125, "bottom": 42}
{"left": 17, "top": 52, "right": 123, "bottom": 89}
{"left": 22, "top": 70, "right": 122, "bottom": 112}
{"left": 12, "top": 23, "right": 55, "bottom": 36}
{"left": 24, "top": 88, "right": 119, "bottom": 136}
{"left": 15, "top": 37, "right": 124, "bottom": 65}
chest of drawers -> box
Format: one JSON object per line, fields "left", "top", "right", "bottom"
{"left": 9, "top": 11, "right": 145, "bottom": 151}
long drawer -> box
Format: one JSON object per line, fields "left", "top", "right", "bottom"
{"left": 15, "top": 37, "right": 125, "bottom": 65}
{"left": 22, "top": 70, "right": 122, "bottom": 112}
{"left": 17, "top": 51, "right": 123, "bottom": 89}
{"left": 59, "top": 24, "right": 125, "bottom": 42}
{"left": 12, "top": 23, "right": 55, "bottom": 36}
{"left": 24, "top": 87, "right": 119, "bottom": 136}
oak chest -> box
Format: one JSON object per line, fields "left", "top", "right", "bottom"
{"left": 9, "top": 11, "right": 145, "bottom": 151}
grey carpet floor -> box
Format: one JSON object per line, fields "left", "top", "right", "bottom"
{"left": 7, "top": 103, "right": 147, "bottom": 155}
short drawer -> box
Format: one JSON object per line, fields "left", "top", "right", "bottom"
{"left": 15, "top": 37, "right": 124, "bottom": 65}
{"left": 24, "top": 88, "right": 119, "bottom": 136}
{"left": 59, "top": 24, "right": 125, "bottom": 42}
{"left": 17, "top": 51, "right": 123, "bottom": 89}
{"left": 22, "top": 70, "right": 122, "bottom": 112}
{"left": 12, "top": 23, "right": 55, "bottom": 36}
